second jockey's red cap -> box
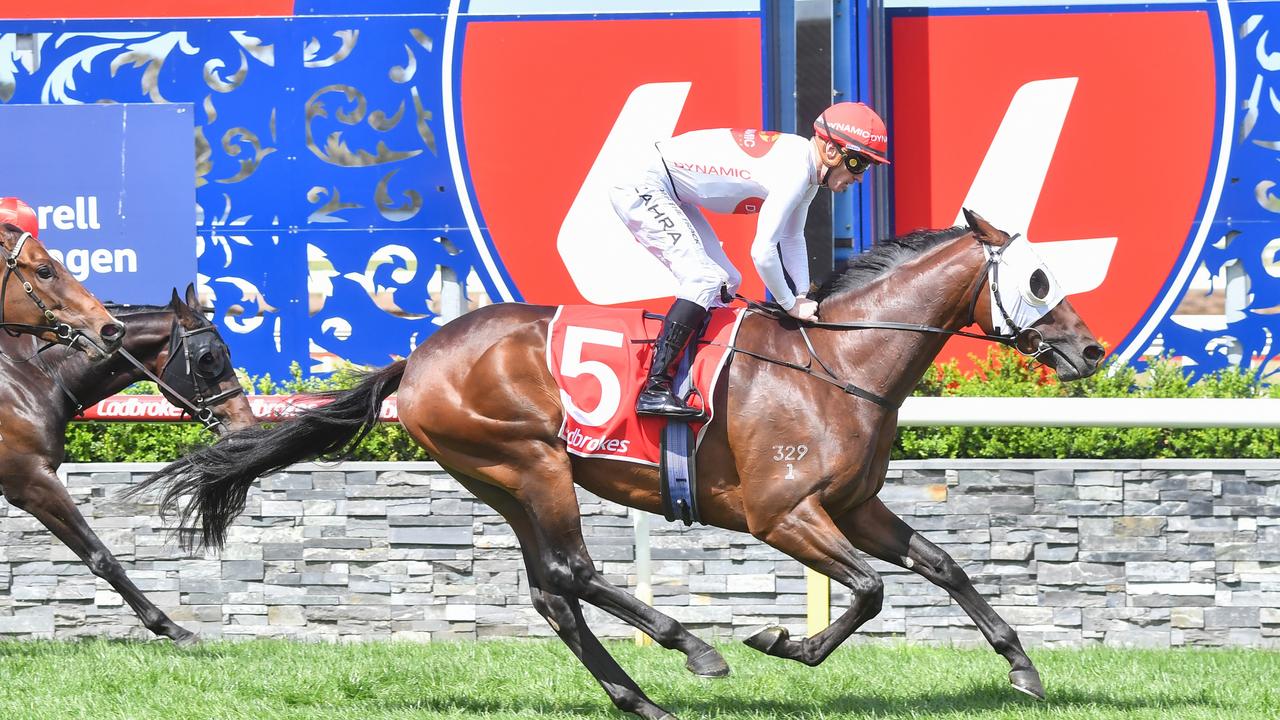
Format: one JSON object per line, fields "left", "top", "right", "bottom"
{"left": 0, "top": 197, "right": 39, "bottom": 238}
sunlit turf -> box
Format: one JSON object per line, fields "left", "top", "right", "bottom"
{"left": 0, "top": 638, "right": 1275, "bottom": 719}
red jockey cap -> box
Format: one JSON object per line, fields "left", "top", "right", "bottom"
{"left": 813, "top": 102, "right": 890, "bottom": 165}
{"left": 0, "top": 197, "right": 39, "bottom": 238}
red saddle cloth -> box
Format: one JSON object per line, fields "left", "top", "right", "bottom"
{"left": 546, "top": 306, "right": 745, "bottom": 466}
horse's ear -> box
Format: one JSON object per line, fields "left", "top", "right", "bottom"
{"left": 171, "top": 287, "right": 199, "bottom": 325}
{"left": 184, "top": 283, "right": 200, "bottom": 309}
{"left": 962, "top": 208, "right": 1008, "bottom": 246}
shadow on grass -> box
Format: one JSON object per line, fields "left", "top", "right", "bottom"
{"left": 390, "top": 682, "right": 1236, "bottom": 718}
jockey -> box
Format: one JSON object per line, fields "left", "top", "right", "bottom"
{"left": 610, "top": 101, "right": 890, "bottom": 418}
{"left": 0, "top": 197, "right": 40, "bottom": 238}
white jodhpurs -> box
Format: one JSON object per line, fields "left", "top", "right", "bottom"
{"left": 609, "top": 175, "right": 742, "bottom": 309}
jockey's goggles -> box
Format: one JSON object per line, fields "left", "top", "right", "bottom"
{"left": 842, "top": 151, "right": 873, "bottom": 175}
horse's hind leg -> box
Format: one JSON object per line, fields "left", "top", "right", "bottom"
{"left": 577, "top": 564, "right": 729, "bottom": 678}
{"left": 532, "top": 588, "right": 677, "bottom": 720}
{"left": 742, "top": 497, "right": 885, "bottom": 666}
{"left": 839, "top": 497, "right": 1043, "bottom": 700}
{"left": 0, "top": 465, "right": 196, "bottom": 644}
{"left": 452, "top": 470, "right": 727, "bottom": 677}
{"left": 447, "top": 467, "right": 678, "bottom": 720}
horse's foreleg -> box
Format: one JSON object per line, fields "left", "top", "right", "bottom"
{"left": 840, "top": 497, "right": 1043, "bottom": 699}
{"left": 449, "top": 468, "right": 679, "bottom": 720}
{"left": 744, "top": 498, "right": 884, "bottom": 666}
{"left": 0, "top": 467, "right": 196, "bottom": 645}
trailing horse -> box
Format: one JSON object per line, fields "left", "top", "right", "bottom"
{"left": 140, "top": 211, "right": 1103, "bottom": 718}
{"left": 0, "top": 286, "right": 255, "bottom": 644}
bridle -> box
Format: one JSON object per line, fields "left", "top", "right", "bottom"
{"left": 137, "top": 321, "right": 244, "bottom": 430}
{"left": 38, "top": 315, "right": 244, "bottom": 431}
{"left": 0, "top": 230, "right": 95, "bottom": 349}
{"left": 726, "top": 233, "right": 1066, "bottom": 409}
{"left": 967, "top": 236, "right": 1059, "bottom": 361}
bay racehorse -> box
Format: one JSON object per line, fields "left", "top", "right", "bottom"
{"left": 0, "top": 286, "right": 255, "bottom": 644}
{"left": 140, "top": 211, "right": 1103, "bottom": 718}
{"left": 0, "top": 222, "right": 124, "bottom": 356}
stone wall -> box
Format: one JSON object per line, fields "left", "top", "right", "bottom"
{"left": 0, "top": 460, "right": 1276, "bottom": 647}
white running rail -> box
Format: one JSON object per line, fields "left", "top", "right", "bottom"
{"left": 897, "top": 397, "right": 1280, "bottom": 428}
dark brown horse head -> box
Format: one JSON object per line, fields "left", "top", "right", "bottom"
{"left": 963, "top": 209, "right": 1104, "bottom": 381}
{"left": 0, "top": 222, "right": 125, "bottom": 358}
{"left": 156, "top": 284, "right": 257, "bottom": 433}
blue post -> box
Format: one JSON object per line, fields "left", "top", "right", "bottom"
{"left": 834, "top": 0, "right": 886, "bottom": 263}
{"left": 832, "top": 0, "right": 856, "bottom": 260}
{"left": 766, "top": 0, "right": 796, "bottom": 134}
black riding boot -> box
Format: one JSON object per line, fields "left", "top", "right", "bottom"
{"left": 636, "top": 299, "right": 708, "bottom": 419}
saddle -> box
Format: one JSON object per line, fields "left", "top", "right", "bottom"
{"left": 545, "top": 304, "right": 746, "bottom": 526}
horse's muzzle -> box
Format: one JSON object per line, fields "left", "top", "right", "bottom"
{"left": 74, "top": 319, "right": 127, "bottom": 358}
{"left": 1056, "top": 341, "right": 1106, "bottom": 381}
{"left": 99, "top": 319, "right": 126, "bottom": 351}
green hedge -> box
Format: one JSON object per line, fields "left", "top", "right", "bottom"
{"left": 64, "top": 352, "right": 1280, "bottom": 463}
{"left": 65, "top": 363, "right": 424, "bottom": 463}
{"left": 898, "top": 348, "right": 1280, "bottom": 459}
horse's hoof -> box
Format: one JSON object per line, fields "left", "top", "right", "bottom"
{"left": 172, "top": 630, "right": 200, "bottom": 648}
{"left": 743, "top": 626, "right": 790, "bottom": 656}
{"left": 685, "top": 646, "right": 730, "bottom": 678}
{"left": 1009, "top": 668, "right": 1045, "bottom": 700}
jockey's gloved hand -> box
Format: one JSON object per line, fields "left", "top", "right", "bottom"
{"left": 787, "top": 297, "right": 819, "bottom": 322}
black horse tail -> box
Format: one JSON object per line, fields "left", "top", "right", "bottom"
{"left": 131, "top": 360, "right": 407, "bottom": 551}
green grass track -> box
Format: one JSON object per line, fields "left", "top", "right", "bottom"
{"left": 0, "top": 639, "right": 1275, "bottom": 719}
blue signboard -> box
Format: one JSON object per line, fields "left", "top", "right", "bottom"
{"left": 0, "top": 8, "right": 762, "bottom": 377}
{"left": 0, "top": 103, "right": 195, "bottom": 303}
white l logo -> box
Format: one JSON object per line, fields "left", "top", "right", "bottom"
{"left": 561, "top": 78, "right": 1112, "bottom": 306}
{"left": 557, "top": 82, "right": 691, "bottom": 305}
{"left": 954, "top": 77, "right": 1116, "bottom": 295}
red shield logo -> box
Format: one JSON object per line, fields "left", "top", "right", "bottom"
{"left": 890, "top": 10, "right": 1217, "bottom": 359}
{"left": 461, "top": 17, "right": 765, "bottom": 307}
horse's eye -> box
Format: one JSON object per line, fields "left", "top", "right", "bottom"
{"left": 1029, "top": 268, "right": 1050, "bottom": 301}
{"left": 36, "top": 265, "right": 54, "bottom": 280}
{"left": 197, "top": 353, "right": 219, "bottom": 372}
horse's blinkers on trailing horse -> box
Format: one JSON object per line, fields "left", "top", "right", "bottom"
{"left": 141, "top": 211, "right": 1103, "bottom": 718}
{"left": 0, "top": 285, "right": 255, "bottom": 644}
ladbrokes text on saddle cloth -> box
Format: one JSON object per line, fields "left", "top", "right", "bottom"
{"left": 546, "top": 306, "right": 744, "bottom": 466}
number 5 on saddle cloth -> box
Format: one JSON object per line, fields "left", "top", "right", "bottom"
{"left": 545, "top": 305, "right": 745, "bottom": 527}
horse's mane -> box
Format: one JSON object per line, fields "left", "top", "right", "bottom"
{"left": 105, "top": 303, "right": 171, "bottom": 316}
{"left": 812, "top": 226, "right": 972, "bottom": 301}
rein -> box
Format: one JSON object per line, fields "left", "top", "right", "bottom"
{"left": 114, "top": 350, "right": 226, "bottom": 430}
{"left": 722, "top": 234, "right": 1063, "bottom": 409}
{"left": 18, "top": 318, "right": 242, "bottom": 430}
